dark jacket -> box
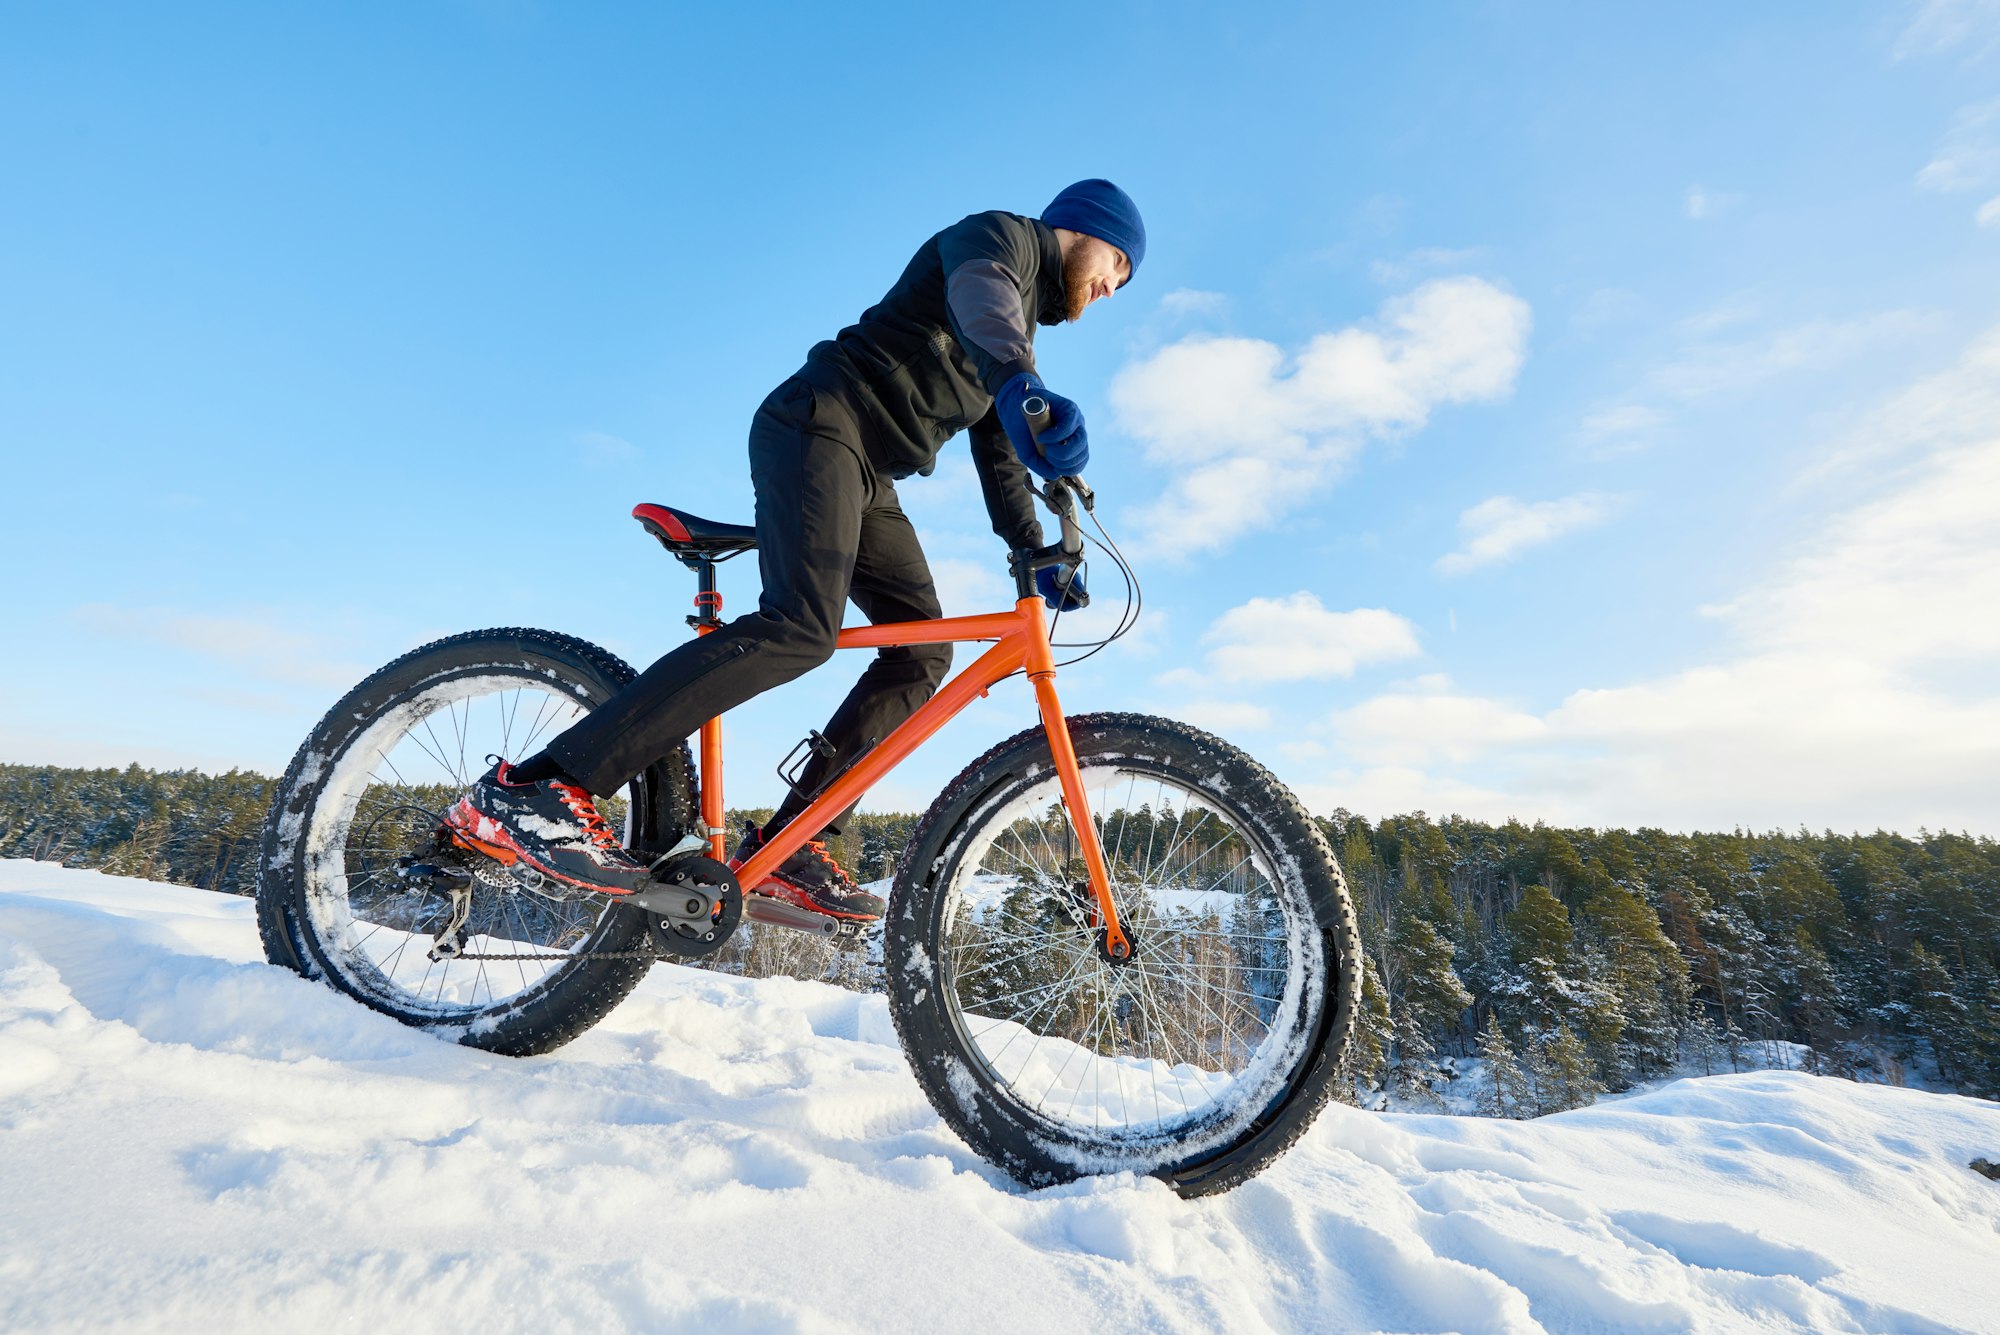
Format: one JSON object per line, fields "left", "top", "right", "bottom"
{"left": 796, "top": 210, "right": 1063, "bottom": 550}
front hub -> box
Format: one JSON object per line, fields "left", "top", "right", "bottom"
{"left": 1095, "top": 923, "right": 1137, "bottom": 965}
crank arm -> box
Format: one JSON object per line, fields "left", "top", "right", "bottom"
{"left": 625, "top": 852, "right": 741, "bottom": 928}
{"left": 625, "top": 882, "right": 720, "bottom": 925}
{"left": 741, "top": 895, "right": 849, "bottom": 939}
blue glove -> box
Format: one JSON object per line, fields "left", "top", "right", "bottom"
{"left": 995, "top": 372, "right": 1089, "bottom": 481}
{"left": 1036, "top": 564, "right": 1088, "bottom": 611}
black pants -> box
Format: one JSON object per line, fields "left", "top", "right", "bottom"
{"left": 546, "top": 377, "right": 951, "bottom": 838}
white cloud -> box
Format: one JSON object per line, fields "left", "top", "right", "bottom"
{"left": 1978, "top": 195, "right": 2000, "bottom": 226}
{"left": 1804, "top": 324, "right": 2000, "bottom": 478}
{"left": 1684, "top": 186, "right": 1742, "bottom": 220}
{"left": 1896, "top": 0, "right": 2000, "bottom": 61}
{"left": 1575, "top": 304, "right": 1927, "bottom": 456}
{"left": 1306, "top": 323, "right": 2000, "bottom": 833}
{"left": 1649, "top": 310, "right": 1934, "bottom": 399}
{"left": 0, "top": 724, "right": 261, "bottom": 775}
{"left": 1294, "top": 768, "right": 1528, "bottom": 826}
{"left": 1157, "top": 288, "right": 1229, "bottom": 318}
{"left": 1173, "top": 699, "right": 1274, "bottom": 736}
{"left": 1716, "top": 431, "right": 2000, "bottom": 666}
{"left": 1577, "top": 404, "right": 1666, "bottom": 456}
{"left": 1369, "top": 246, "right": 1486, "bottom": 284}
{"left": 70, "top": 606, "right": 368, "bottom": 691}
{"left": 1673, "top": 294, "right": 1763, "bottom": 337}
{"left": 1569, "top": 287, "right": 1645, "bottom": 332}
{"left": 1112, "top": 277, "right": 1531, "bottom": 557}
{"left": 923, "top": 556, "right": 1016, "bottom": 619}
{"left": 1918, "top": 98, "right": 2000, "bottom": 192}
{"left": 1332, "top": 684, "right": 1548, "bottom": 767}
{"left": 1435, "top": 492, "right": 1622, "bottom": 575}
{"left": 1198, "top": 592, "right": 1422, "bottom": 684}
{"left": 575, "top": 431, "right": 640, "bottom": 468}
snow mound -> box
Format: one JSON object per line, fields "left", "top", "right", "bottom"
{"left": 3, "top": 860, "right": 1997, "bottom": 1334}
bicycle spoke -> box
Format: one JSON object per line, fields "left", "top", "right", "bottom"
{"left": 300, "top": 673, "right": 629, "bottom": 1021}
{"left": 937, "top": 759, "right": 1316, "bottom": 1143}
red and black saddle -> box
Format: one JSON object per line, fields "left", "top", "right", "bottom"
{"left": 632, "top": 504, "right": 757, "bottom": 562}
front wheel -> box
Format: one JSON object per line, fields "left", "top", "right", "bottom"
{"left": 885, "top": 713, "right": 1359, "bottom": 1196}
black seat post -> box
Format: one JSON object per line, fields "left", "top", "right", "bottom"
{"left": 686, "top": 556, "right": 723, "bottom": 630}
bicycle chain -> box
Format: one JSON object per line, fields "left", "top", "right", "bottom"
{"left": 418, "top": 847, "right": 667, "bottom": 961}
{"left": 446, "top": 945, "right": 660, "bottom": 961}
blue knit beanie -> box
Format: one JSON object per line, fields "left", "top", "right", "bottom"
{"left": 1042, "top": 179, "right": 1146, "bottom": 284}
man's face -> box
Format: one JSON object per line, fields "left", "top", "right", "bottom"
{"left": 1058, "top": 231, "right": 1132, "bottom": 322}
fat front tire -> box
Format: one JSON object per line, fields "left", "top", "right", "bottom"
{"left": 885, "top": 713, "right": 1360, "bottom": 1197}
{"left": 255, "top": 627, "right": 695, "bottom": 1056}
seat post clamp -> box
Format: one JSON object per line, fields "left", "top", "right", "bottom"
{"left": 686, "top": 560, "right": 724, "bottom": 629}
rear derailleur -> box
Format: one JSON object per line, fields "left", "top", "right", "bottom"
{"left": 389, "top": 845, "right": 479, "bottom": 961}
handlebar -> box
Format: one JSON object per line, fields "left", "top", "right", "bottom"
{"left": 1044, "top": 479, "right": 1088, "bottom": 557}
{"left": 1008, "top": 478, "right": 1092, "bottom": 605}
{"left": 1023, "top": 394, "right": 1052, "bottom": 437}
{"left": 1009, "top": 394, "right": 1092, "bottom": 605}
{"left": 1021, "top": 394, "right": 1093, "bottom": 555}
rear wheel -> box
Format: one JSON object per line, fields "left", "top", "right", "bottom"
{"left": 256, "top": 628, "right": 695, "bottom": 1055}
{"left": 885, "top": 713, "right": 1359, "bottom": 1196}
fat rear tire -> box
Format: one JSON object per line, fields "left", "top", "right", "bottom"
{"left": 255, "top": 627, "right": 695, "bottom": 1056}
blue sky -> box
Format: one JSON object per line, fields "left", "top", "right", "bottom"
{"left": 6, "top": 1, "right": 1999, "bottom": 834}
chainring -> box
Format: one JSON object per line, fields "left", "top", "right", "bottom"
{"left": 644, "top": 853, "right": 743, "bottom": 959}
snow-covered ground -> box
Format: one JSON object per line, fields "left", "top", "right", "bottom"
{"left": 3, "top": 861, "right": 1997, "bottom": 1334}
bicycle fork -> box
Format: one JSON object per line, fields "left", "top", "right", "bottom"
{"left": 1021, "top": 610, "right": 1131, "bottom": 963}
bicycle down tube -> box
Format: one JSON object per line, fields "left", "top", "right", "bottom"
{"left": 718, "top": 595, "right": 1131, "bottom": 959}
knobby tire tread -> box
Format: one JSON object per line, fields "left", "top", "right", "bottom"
{"left": 255, "top": 627, "right": 696, "bottom": 1057}
{"left": 885, "top": 711, "right": 1360, "bottom": 1197}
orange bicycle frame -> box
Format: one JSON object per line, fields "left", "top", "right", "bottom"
{"left": 696, "top": 595, "right": 1130, "bottom": 959}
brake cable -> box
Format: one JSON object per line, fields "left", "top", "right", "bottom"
{"left": 1030, "top": 479, "right": 1143, "bottom": 667}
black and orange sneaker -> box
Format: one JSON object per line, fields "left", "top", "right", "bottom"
{"left": 732, "top": 821, "right": 885, "bottom": 921}
{"left": 442, "top": 759, "right": 654, "bottom": 896}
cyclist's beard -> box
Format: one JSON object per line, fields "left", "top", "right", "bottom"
{"left": 1060, "top": 244, "right": 1093, "bottom": 322}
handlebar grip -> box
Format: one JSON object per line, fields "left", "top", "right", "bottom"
{"left": 1022, "top": 395, "right": 1052, "bottom": 445}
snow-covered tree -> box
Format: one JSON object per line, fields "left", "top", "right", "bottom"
{"left": 1477, "top": 1012, "right": 1528, "bottom": 1118}
{"left": 1526, "top": 1025, "right": 1602, "bottom": 1114}
{"left": 1337, "top": 956, "right": 1393, "bottom": 1107}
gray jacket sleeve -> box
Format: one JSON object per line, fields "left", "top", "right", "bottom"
{"left": 938, "top": 213, "right": 1042, "bottom": 395}
{"left": 969, "top": 406, "right": 1045, "bottom": 551}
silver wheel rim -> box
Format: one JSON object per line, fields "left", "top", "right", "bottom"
{"left": 298, "top": 671, "right": 629, "bottom": 1020}
{"left": 937, "top": 763, "right": 1324, "bottom": 1158}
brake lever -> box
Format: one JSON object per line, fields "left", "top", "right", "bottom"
{"left": 1022, "top": 394, "right": 1096, "bottom": 529}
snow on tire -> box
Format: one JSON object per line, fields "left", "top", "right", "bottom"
{"left": 254, "top": 627, "right": 693, "bottom": 1056}
{"left": 885, "top": 712, "right": 1360, "bottom": 1196}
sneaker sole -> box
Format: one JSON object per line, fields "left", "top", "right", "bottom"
{"left": 443, "top": 800, "right": 641, "bottom": 898}
{"left": 745, "top": 879, "right": 883, "bottom": 923}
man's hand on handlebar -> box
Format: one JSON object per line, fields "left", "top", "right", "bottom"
{"left": 1036, "top": 564, "right": 1088, "bottom": 611}
{"left": 996, "top": 371, "right": 1089, "bottom": 480}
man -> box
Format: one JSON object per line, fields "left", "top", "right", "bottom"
{"left": 444, "top": 179, "right": 1146, "bottom": 922}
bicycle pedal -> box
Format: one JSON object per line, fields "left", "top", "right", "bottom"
{"left": 393, "top": 858, "right": 475, "bottom": 892}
